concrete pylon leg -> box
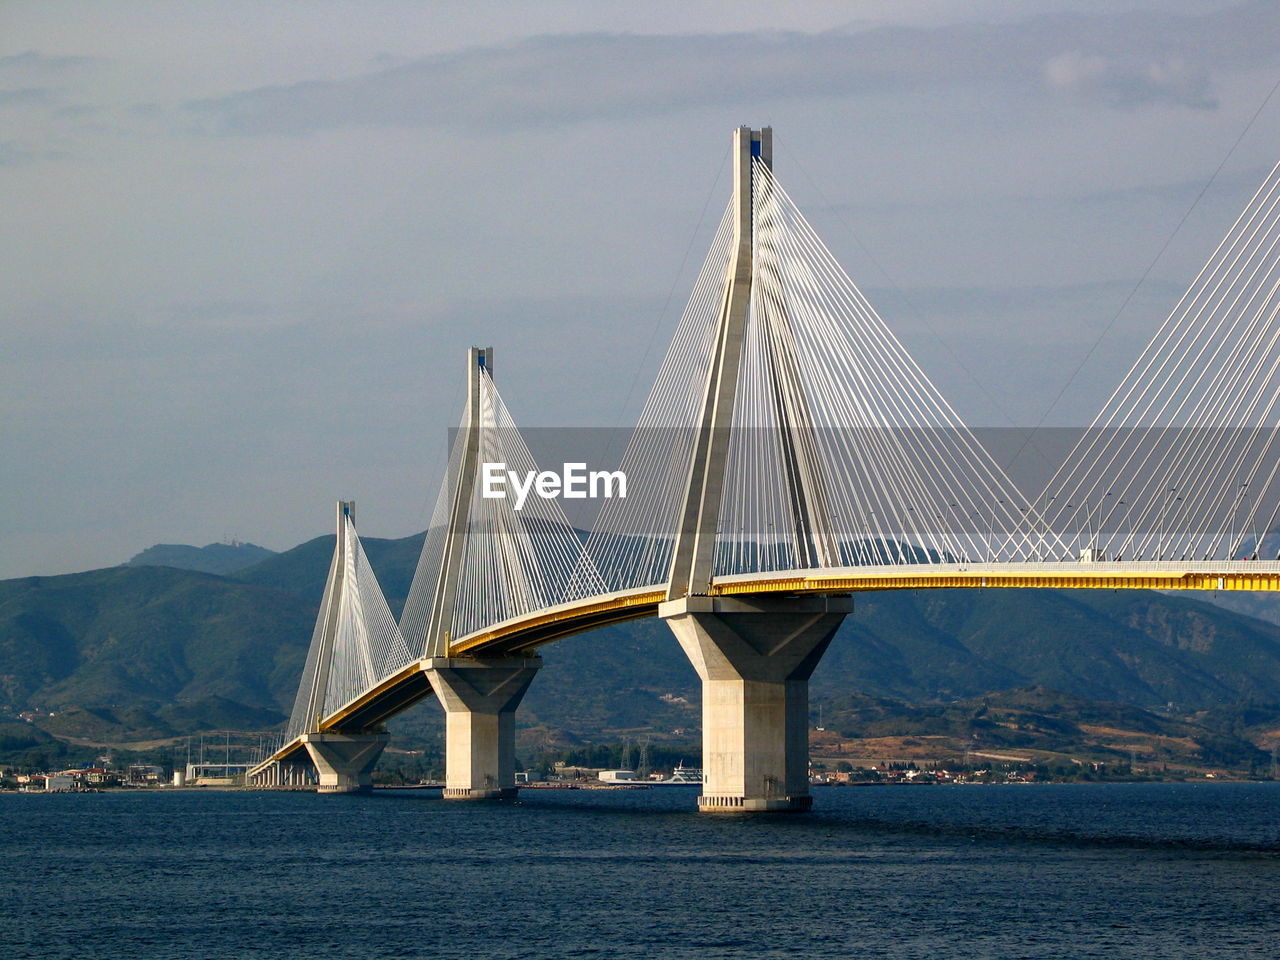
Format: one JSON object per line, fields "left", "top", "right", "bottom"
{"left": 661, "top": 596, "right": 851, "bottom": 813}
{"left": 426, "top": 657, "right": 541, "bottom": 800}
{"left": 302, "top": 732, "right": 389, "bottom": 794}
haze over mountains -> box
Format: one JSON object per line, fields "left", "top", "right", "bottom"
{"left": 3, "top": 530, "right": 1280, "bottom": 768}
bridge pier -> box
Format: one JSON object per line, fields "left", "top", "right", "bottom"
{"left": 246, "top": 760, "right": 312, "bottom": 788}
{"left": 427, "top": 656, "right": 541, "bottom": 799}
{"left": 302, "top": 732, "right": 389, "bottom": 794}
{"left": 661, "top": 596, "right": 850, "bottom": 813}
{"left": 245, "top": 762, "right": 276, "bottom": 788}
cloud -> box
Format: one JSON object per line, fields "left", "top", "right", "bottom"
{"left": 0, "top": 141, "right": 36, "bottom": 166}
{"left": 1044, "top": 50, "right": 1215, "bottom": 110}
{"left": 0, "top": 87, "right": 54, "bottom": 108}
{"left": 0, "top": 51, "right": 104, "bottom": 132}
{"left": 183, "top": 2, "right": 1278, "bottom": 136}
{"left": 0, "top": 140, "right": 67, "bottom": 166}
{"left": 0, "top": 50, "right": 96, "bottom": 79}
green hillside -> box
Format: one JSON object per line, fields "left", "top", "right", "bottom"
{"left": 0, "top": 566, "right": 310, "bottom": 738}
{"left": 820, "top": 587, "right": 1280, "bottom": 708}
{"left": 4, "top": 529, "right": 1280, "bottom": 768}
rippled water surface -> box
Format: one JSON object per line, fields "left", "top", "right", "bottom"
{"left": 4, "top": 782, "right": 1279, "bottom": 959}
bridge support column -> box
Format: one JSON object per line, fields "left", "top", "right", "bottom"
{"left": 302, "top": 732, "right": 389, "bottom": 794}
{"left": 427, "top": 657, "right": 541, "bottom": 800}
{"left": 661, "top": 596, "right": 850, "bottom": 813}
{"left": 246, "top": 761, "right": 277, "bottom": 788}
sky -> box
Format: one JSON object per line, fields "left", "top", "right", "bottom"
{"left": 4, "top": 0, "right": 1280, "bottom": 579}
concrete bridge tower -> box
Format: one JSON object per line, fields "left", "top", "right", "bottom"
{"left": 299, "top": 501, "right": 391, "bottom": 793}
{"left": 662, "top": 127, "right": 850, "bottom": 813}
{"left": 423, "top": 348, "right": 542, "bottom": 799}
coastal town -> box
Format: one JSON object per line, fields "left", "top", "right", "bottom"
{"left": 5, "top": 755, "right": 1255, "bottom": 793}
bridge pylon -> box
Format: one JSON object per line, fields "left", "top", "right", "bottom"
{"left": 662, "top": 126, "right": 851, "bottom": 813}
{"left": 412, "top": 348, "right": 543, "bottom": 799}
{"left": 288, "top": 501, "right": 396, "bottom": 792}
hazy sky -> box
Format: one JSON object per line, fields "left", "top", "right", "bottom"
{"left": 5, "top": 0, "right": 1280, "bottom": 579}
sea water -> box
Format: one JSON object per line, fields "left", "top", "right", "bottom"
{"left": 3, "top": 782, "right": 1278, "bottom": 959}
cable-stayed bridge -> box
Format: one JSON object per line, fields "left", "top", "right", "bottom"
{"left": 249, "top": 127, "right": 1280, "bottom": 811}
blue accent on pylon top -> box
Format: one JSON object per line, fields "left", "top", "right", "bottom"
{"left": 751, "top": 137, "right": 761, "bottom": 158}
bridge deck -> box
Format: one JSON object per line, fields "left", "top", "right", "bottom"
{"left": 252, "top": 560, "right": 1280, "bottom": 771}
{"left": 712, "top": 560, "right": 1280, "bottom": 595}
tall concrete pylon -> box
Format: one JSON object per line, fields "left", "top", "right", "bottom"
{"left": 296, "top": 499, "right": 355, "bottom": 731}
{"left": 666, "top": 127, "right": 765, "bottom": 601}
{"left": 662, "top": 127, "right": 851, "bottom": 813}
{"left": 424, "top": 348, "right": 541, "bottom": 799}
{"left": 297, "top": 501, "right": 390, "bottom": 793}
{"left": 424, "top": 346, "right": 492, "bottom": 658}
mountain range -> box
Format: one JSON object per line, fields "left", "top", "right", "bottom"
{"left": 4, "top": 530, "right": 1280, "bottom": 770}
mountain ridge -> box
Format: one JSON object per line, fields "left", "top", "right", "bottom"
{"left": 4, "top": 530, "right": 1280, "bottom": 766}
{"left": 127, "top": 541, "right": 276, "bottom": 575}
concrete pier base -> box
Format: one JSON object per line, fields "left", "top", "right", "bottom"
{"left": 302, "top": 732, "right": 389, "bottom": 794}
{"left": 661, "top": 596, "right": 851, "bottom": 813}
{"left": 426, "top": 656, "right": 541, "bottom": 800}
